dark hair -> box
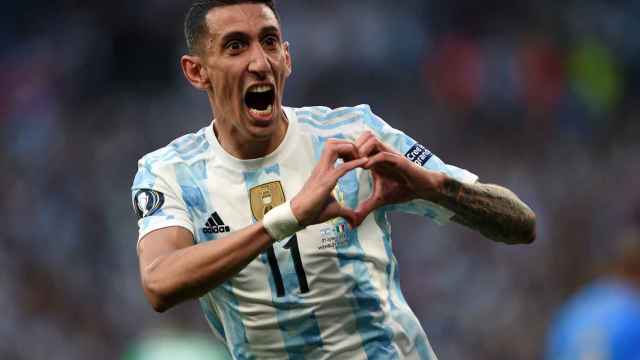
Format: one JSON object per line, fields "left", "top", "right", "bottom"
{"left": 184, "top": 0, "right": 279, "bottom": 53}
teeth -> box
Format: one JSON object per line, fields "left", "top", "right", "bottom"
{"left": 248, "top": 85, "right": 273, "bottom": 93}
{"left": 249, "top": 104, "right": 273, "bottom": 116}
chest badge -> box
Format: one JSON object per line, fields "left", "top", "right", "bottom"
{"left": 249, "top": 181, "right": 286, "bottom": 221}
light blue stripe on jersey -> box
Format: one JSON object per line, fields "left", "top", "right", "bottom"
{"left": 131, "top": 163, "right": 157, "bottom": 189}
{"left": 213, "top": 284, "right": 255, "bottom": 360}
{"left": 172, "top": 159, "right": 251, "bottom": 359}
{"left": 242, "top": 165, "right": 324, "bottom": 358}
{"left": 198, "top": 226, "right": 252, "bottom": 359}
{"left": 297, "top": 107, "right": 362, "bottom": 130}
{"left": 195, "top": 208, "right": 251, "bottom": 358}
{"left": 298, "top": 115, "right": 361, "bottom": 130}
{"left": 137, "top": 129, "right": 210, "bottom": 166}
{"left": 200, "top": 297, "right": 226, "bottom": 340}
{"left": 164, "top": 131, "right": 210, "bottom": 162}
{"left": 374, "top": 210, "right": 434, "bottom": 359}
{"left": 174, "top": 163, "right": 209, "bottom": 235}
{"left": 312, "top": 135, "right": 397, "bottom": 359}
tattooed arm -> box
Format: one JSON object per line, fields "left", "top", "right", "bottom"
{"left": 434, "top": 178, "right": 536, "bottom": 244}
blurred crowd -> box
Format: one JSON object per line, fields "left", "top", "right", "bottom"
{"left": 2, "top": 1, "right": 640, "bottom": 359}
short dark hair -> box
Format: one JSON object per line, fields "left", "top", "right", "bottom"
{"left": 184, "top": 0, "right": 279, "bottom": 53}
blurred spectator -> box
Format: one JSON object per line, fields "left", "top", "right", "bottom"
{"left": 425, "top": 35, "right": 485, "bottom": 111}
{"left": 546, "top": 234, "right": 640, "bottom": 360}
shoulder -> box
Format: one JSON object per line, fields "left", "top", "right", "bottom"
{"left": 291, "top": 104, "right": 381, "bottom": 139}
{"left": 132, "top": 126, "right": 211, "bottom": 189}
{"left": 138, "top": 126, "right": 211, "bottom": 169}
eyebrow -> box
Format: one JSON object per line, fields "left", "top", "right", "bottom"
{"left": 217, "top": 25, "right": 282, "bottom": 45}
{"left": 259, "top": 25, "right": 281, "bottom": 37}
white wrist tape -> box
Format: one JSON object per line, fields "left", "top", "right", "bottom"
{"left": 262, "top": 201, "right": 303, "bottom": 241}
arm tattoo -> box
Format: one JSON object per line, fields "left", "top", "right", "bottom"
{"left": 435, "top": 178, "right": 536, "bottom": 244}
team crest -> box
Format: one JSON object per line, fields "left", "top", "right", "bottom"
{"left": 249, "top": 181, "right": 286, "bottom": 221}
{"left": 133, "top": 189, "right": 165, "bottom": 219}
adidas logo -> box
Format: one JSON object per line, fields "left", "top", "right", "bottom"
{"left": 203, "top": 212, "right": 231, "bottom": 234}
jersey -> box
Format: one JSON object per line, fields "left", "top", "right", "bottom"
{"left": 131, "top": 104, "right": 478, "bottom": 360}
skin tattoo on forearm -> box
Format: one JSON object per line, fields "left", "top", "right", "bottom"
{"left": 437, "top": 178, "right": 536, "bottom": 244}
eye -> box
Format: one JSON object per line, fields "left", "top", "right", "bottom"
{"left": 225, "top": 40, "right": 246, "bottom": 52}
{"left": 262, "top": 35, "right": 279, "bottom": 49}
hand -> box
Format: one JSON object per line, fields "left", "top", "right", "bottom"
{"left": 291, "top": 140, "right": 368, "bottom": 228}
{"left": 354, "top": 131, "right": 445, "bottom": 224}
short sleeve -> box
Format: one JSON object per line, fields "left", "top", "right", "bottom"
{"left": 131, "top": 160, "right": 195, "bottom": 248}
{"left": 357, "top": 104, "right": 478, "bottom": 224}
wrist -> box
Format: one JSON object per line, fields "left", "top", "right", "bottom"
{"left": 290, "top": 197, "right": 306, "bottom": 227}
{"left": 416, "top": 169, "right": 449, "bottom": 202}
{"left": 262, "top": 200, "right": 304, "bottom": 241}
{"left": 435, "top": 175, "right": 464, "bottom": 204}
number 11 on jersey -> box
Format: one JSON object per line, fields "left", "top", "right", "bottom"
{"left": 250, "top": 181, "right": 309, "bottom": 297}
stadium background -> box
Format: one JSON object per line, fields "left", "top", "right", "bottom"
{"left": 2, "top": 0, "right": 639, "bottom": 359}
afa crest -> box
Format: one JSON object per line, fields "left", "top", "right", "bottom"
{"left": 249, "top": 181, "right": 286, "bottom": 221}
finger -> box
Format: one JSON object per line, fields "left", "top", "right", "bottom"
{"left": 354, "top": 167, "right": 381, "bottom": 217}
{"left": 354, "top": 193, "right": 380, "bottom": 224}
{"left": 333, "top": 157, "right": 368, "bottom": 178}
{"left": 334, "top": 143, "right": 360, "bottom": 162}
{"left": 358, "top": 136, "right": 383, "bottom": 157}
{"left": 363, "top": 152, "right": 396, "bottom": 169}
{"left": 322, "top": 140, "right": 360, "bottom": 164}
{"left": 355, "top": 131, "right": 374, "bottom": 149}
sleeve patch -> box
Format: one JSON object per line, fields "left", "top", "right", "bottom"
{"left": 133, "top": 189, "right": 165, "bottom": 219}
{"left": 404, "top": 143, "right": 433, "bottom": 166}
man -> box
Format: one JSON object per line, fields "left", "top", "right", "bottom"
{"left": 131, "top": 1, "right": 536, "bottom": 359}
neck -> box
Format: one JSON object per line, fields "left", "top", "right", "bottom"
{"left": 213, "top": 111, "right": 288, "bottom": 160}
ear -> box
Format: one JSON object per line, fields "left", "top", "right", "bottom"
{"left": 180, "top": 54, "right": 210, "bottom": 91}
{"left": 283, "top": 41, "right": 293, "bottom": 78}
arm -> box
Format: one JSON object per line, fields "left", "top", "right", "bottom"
{"left": 354, "top": 131, "right": 536, "bottom": 244}
{"left": 434, "top": 178, "right": 536, "bottom": 244}
{"left": 137, "top": 140, "right": 366, "bottom": 312}
{"left": 138, "top": 223, "right": 274, "bottom": 312}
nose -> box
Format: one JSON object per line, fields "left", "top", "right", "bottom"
{"left": 247, "top": 44, "right": 271, "bottom": 78}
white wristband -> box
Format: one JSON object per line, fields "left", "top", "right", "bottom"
{"left": 262, "top": 200, "right": 303, "bottom": 241}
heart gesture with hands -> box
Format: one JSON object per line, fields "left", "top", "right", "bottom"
{"left": 290, "top": 139, "right": 368, "bottom": 228}
{"left": 353, "top": 131, "right": 446, "bottom": 224}
{"left": 291, "top": 132, "right": 447, "bottom": 230}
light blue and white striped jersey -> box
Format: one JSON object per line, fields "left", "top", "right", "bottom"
{"left": 131, "top": 105, "right": 477, "bottom": 359}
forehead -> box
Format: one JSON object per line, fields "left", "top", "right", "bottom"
{"left": 205, "top": 3, "right": 280, "bottom": 39}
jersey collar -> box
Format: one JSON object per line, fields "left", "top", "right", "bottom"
{"left": 205, "top": 106, "right": 299, "bottom": 171}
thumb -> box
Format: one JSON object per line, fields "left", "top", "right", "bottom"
{"left": 354, "top": 195, "right": 379, "bottom": 225}
{"left": 354, "top": 173, "right": 383, "bottom": 223}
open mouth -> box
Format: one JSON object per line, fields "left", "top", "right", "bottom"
{"left": 245, "top": 85, "right": 275, "bottom": 116}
